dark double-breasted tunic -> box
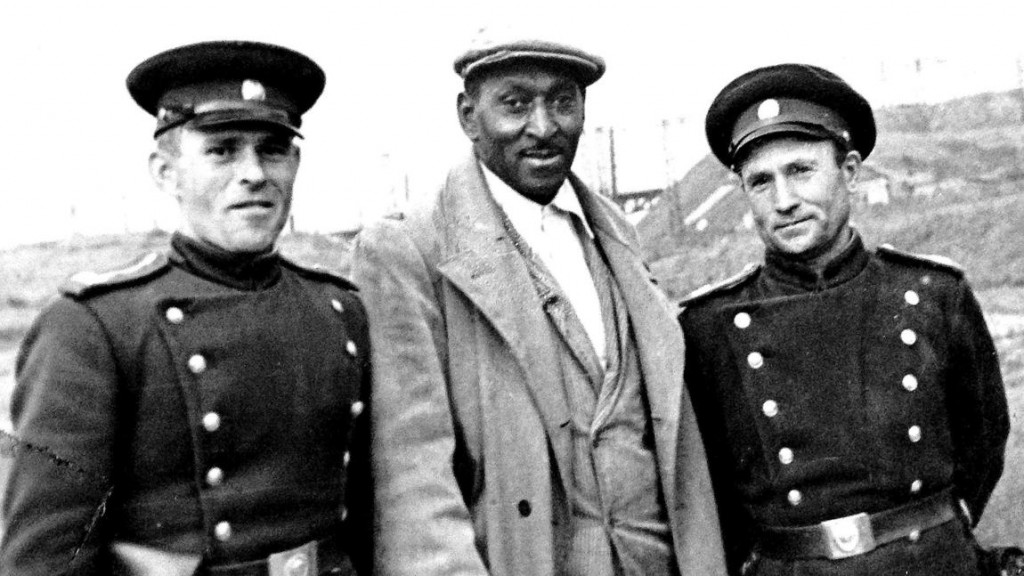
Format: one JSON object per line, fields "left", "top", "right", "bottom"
{"left": 680, "top": 234, "right": 1009, "bottom": 576}
{"left": 1, "top": 233, "right": 371, "bottom": 576}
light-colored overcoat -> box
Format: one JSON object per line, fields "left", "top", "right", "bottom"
{"left": 352, "top": 153, "right": 726, "bottom": 576}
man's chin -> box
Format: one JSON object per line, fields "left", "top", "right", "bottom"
{"left": 518, "top": 171, "right": 570, "bottom": 198}
{"left": 770, "top": 235, "right": 818, "bottom": 258}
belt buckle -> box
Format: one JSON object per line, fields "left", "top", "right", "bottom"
{"left": 821, "top": 512, "right": 875, "bottom": 559}
{"left": 268, "top": 540, "right": 318, "bottom": 576}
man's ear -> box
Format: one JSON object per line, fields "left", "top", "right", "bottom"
{"left": 457, "top": 92, "right": 479, "bottom": 142}
{"left": 841, "top": 150, "right": 862, "bottom": 190}
{"left": 148, "top": 150, "right": 178, "bottom": 198}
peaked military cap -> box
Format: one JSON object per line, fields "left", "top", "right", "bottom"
{"left": 454, "top": 27, "right": 605, "bottom": 87}
{"left": 705, "top": 63, "right": 876, "bottom": 169}
{"left": 127, "top": 40, "right": 326, "bottom": 138}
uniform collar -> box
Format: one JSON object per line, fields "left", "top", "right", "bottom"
{"left": 480, "top": 161, "right": 595, "bottom": 239}
{"left": 763, "top": 230, "right": 869, "bottom": 292}
{"left": 170, "top": 232, "right": 282, "bottom": 290}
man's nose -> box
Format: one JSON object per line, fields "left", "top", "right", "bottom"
{"left": 237, "top": 147, "right": 267, "bottom": 186}
{"left": 524, "top": 103, "right": 557, "bottom": 139}
{"left": 773, "top": 178, "right": 800, "bottom": 212}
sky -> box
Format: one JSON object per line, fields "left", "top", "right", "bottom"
{"left": 3, "top": 0, "right": 1024, "bottom": 247}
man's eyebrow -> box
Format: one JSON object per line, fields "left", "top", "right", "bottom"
{"left": 201, "top": 132, "right": 241, "bottom": 144}
{"left": 551, "top": 79, "right": 578, "bottom": 91}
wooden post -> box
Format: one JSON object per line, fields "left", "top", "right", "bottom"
{"left": 608, "top": 126, "right": 618, "bottom": 198}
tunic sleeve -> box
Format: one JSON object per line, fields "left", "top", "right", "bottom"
{"left": 1, "top": 299, "right": 119, "bottom": 575}
{"left": 680, "top": 307, "right": 753, "bottom": 576}
{"left": 945, "top": 280, "right": 1010, "bottom": 525}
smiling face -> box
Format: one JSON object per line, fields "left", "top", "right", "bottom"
{"left": 457, "top": 62, "right": 585, "bottom": 204}
{"left": 738, "top": 136, "right": 860, "bottom": 265}
{"left": 149, "top": 125, "right": 300, "bottom": 253}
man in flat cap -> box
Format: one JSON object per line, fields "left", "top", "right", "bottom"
{"left": 679, "top": 63, "right": 1011, "bottom": 576}
{"left": 351, "top": 31, "right": 726, "bottom": 576}
{"left": 1, "top": 41, "right": 370, "bottom": 576}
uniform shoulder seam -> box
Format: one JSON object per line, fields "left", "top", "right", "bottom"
{"left": 876, "top": 244, "right": 964, "bottom": 277}
{"left": 59, "top": 252, "right": 170, "bottom": 299}
{"left": 679, "top": 262, "right": 761, "bottom": 308}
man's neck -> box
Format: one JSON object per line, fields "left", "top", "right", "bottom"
{"left": 796, "top": 227, "right": 855, "bottom": 273}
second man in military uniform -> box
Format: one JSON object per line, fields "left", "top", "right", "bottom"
{"left": 680, "top": 64, "right": 1010, "bottom": 576}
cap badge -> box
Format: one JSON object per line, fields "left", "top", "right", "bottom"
{"left": 757, "top": 99, "right": 781, "bottom": 120}
{"left": 241, "top": 79, "right": 267, "bottom": 101}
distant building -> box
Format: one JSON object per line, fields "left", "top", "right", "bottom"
{"left": 857, "top": 164, "right": 892, "bottom": 205}
{"left": 860, "top": 177, "right": 891, "bottom": 205}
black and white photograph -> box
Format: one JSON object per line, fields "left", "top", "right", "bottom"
{"left": 0, "top": 2, "right": 1021, "bottom": 575}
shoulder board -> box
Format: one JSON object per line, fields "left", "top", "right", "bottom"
{"left": 281, "top": 258, "right": 359, "bottom": 292}
{"left": 876, "top": 244, "right": 964, "bottom": 277}
{"left": 678, "top": 262, "right": 761, "bottom": 308}
{"left": 59, "top": 252, "right": 170, "bottom": 299}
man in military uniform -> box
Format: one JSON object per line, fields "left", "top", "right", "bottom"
{"left": 0, "top": 41, "right": 370, "bottom": 576}
{"left": 679, "top": 63, "right": 1011, "bottom": 576}
{"left": 351, "top": 31, "right": 725, "bottom": 576}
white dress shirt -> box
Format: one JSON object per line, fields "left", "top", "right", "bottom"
{"left": 481, "top": 163, "right": 607, "bottom": 367}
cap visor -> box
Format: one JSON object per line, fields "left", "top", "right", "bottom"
{"left": 189, "top": 107, "right": 302, "bottom": 138}
{"left": 732, "top": 122, "right": 838, "bottom": 161}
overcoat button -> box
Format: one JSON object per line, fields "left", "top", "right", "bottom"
{"left": 762, "top": 400, "right": 779, "bottom": 418}
{"left": 214, "top": 521, "right": 232, "bottom": 541}
{"left": 902, "top": 374, "right": 919, "bottom": 391}
{"left": 787, "top": 490, "right": 802, "bottom": 506}
{"left": 346, "top": 340, "right": 358, "bottom": 356}
{"left": 284, "top": 552, "right": 311, "bottom": 576}
{"left": 340, "top": 507, "right": 349, "bottom": 521}
{"left": 747, "top": 352, "right": 764, "bottom": 369}
{"left": 331, "top": 299, "right": 344, "bottom": 313}
{"left": 908, "top": 425, "right": 922, "bottom": 443}
{"left": 734, "top": 312, "right": 752, "bottom": 329}
{"left": 206, "top": 467, "right": 224, "bottom": 487}
{"left": 343, "top": 451, "right": 351, "bottom": 467}
{"left": 905, "top": 290, "right": 920, "bottom": 305}
{"left": 910, "top": 479, "right": 923, "bottom": 494}
{"left": 901, "top": 329, "right": 917, "bottom": 346}
{"left": 350, "top": 401, "right": 365, "bottom": 417}
{"left": 517, "top": 499, "right": 532, "bottom": 517}
{"left": 188, "top": 354, "right": 207, "bottom": 374}
{"left": 203, "top": 412, "right": 221, "bottom": 433}
{"left": 778, "top": 447, "right": 794, "bottom": 465}
{"left": 165, "top": 307, "right": 184, "bottom": 324}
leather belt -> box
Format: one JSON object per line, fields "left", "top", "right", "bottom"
{"left": 203, "top": 534, "right": 352, "bottom": 576}
{"left": 758, "top": 489, "right": 958, "bottom": 560}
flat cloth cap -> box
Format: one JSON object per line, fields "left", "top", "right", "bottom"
{"left": 127, "top": 40, "right": 325, "bottom": 138}
{"left": 705, "top": 63, "right": 875, "bottom": 169}
{"left": 454, "top": 30, "right": 605, "bottom": 87}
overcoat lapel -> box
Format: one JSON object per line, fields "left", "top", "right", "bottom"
{"left": 574, "top": 176, "right": 685, "bottom": 513}
{"left": 436, "top": 155, "right": 573, "bottom": 494}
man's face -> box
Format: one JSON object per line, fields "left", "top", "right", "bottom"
{"left": 458, "top": 62, "right": 585, "bottom": 203}
{"left": 151, "top": 125, "right": 300, "bottom": 253}
{"left": 738, "top": 137, "right": 860, "bottom": 262}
